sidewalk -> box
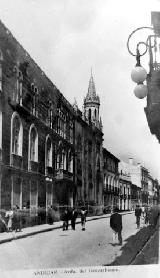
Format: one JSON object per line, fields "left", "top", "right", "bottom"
{"left": 0, "top": 211, "right": 133, "bottom": 245}
{"left": 131, "top": 219, "right": 159, "bottom": 265}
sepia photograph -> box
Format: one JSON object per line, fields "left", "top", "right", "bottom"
{"left": 0, "top": 0, "right": 159, "bottom": 277}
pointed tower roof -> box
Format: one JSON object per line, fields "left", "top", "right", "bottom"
{"left": 84, "top": 70, "right": 100, "bottom": 105}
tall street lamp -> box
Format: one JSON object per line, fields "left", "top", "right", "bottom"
{"left": 127, "top": 12, "right": 160, "bottom": 142}
{"left": 127, "top": 26, "right": 155, "bottom": 99}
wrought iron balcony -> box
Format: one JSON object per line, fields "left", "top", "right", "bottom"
{"left": 10, "top": 153, "right": 23, "bottom": 169}
{"left": 46, "top": 166, "right": 53, "bottom": 176}
{"left": 55, "top": 169, "right": 73, "bottom": 181}
{"left": 29, "top": 160, "right": 38, "bottom": 172}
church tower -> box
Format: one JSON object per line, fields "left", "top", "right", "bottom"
{"left": 84, "top": 71, "right": 102, "bottom": 130}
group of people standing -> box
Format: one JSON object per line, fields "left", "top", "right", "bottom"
{"left": 62, "top": 207, "right": 87, "bottom": 231}
{"left": 135, "top": 204, "right": 159, "bottom": 229}
{"left": 4, "top": 206, "right": 22, "bottom": 232}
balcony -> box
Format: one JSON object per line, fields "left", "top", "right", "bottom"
{"left": 55, "top": 169, "right": 73, "bottom": 181}
{"left": 10, "top": 154, "right": 23, "bottom": 169}
{"left": 46, "top": 166, "right": 53, "bottom": 176}
{"left": 29, "top": 160, "right": 38, "bottom": 172}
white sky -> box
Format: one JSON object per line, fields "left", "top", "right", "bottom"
{"left": 0, "top": 0, "right": 160, "bottom": 180}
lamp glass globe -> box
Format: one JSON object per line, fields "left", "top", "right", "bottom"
{"left": 134, "top": 84, "right": 148, "bottom": 99}
{"left": 131, "top": 66, "right": 147, "bottom": 84}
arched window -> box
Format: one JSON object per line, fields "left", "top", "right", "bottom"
{"left": 29, "top": 125, "right": 38, "bottom": 162}
{"left": 46, "top": 136, "right": 52, "bottom": 168}
{"left": 11, "top": 113, "right": 23, "bottom": 156}
{"left": 62, "top": 149, "right": 67, "bottom": 170}
{"left": 94, "top": 108, "right": 97, "bottom": 119}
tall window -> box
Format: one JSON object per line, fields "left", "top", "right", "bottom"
{"left": 68, "top": 150, "right": 73, "bottom": 173}
{"left": 46, "top": 136, "right": 52, "bottom": 167}
{"left": 11, "top": 113, "right": 23, "bottom": 156}
{"left": 29, "top": 125, "right": 38, "bottom": 162}
{"left": 13, "top": 67, "right": 23, "bottom": 104}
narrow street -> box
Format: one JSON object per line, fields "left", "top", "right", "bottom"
{"left": 0, "top": 213, "right": 158, "bottom": 271}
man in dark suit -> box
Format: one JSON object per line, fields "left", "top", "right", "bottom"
{"left": 62, "top": 208, "right": 69, "bottom": 231}
{"left": 71, "top": 208, "right": 78, "bottom": 230}
{"left": 135, "top": 204, "right": 142, "bottom": 228}
{"left": 110, "top": 207, "right": 122, "bottom": 245}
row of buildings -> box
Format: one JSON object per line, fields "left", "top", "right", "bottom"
{"left": 0, "top": 20, "right": 159, "bottom": 219}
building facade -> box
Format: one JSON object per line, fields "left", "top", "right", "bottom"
{"left": 0, "top": 20, "right": 76, "bottom": 215}
{"left": 103, "top": 148, "right": 120, "bottom": 209}
{"left": 119, "top": 171, "right": 131, "bottom": 211}
{"left": 74, "top": 73, "right": 104, "bottom": 213}
{"left": 119, "top": 159, "right": 142, "bottom": 206}
{"left": 0, "top": 20, "right": 105, "bottom": 221}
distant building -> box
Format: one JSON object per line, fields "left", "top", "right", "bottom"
{"left": 119, "top": 171, "right": 131, "bottom": 210}
{"left": 103, "top": 148, "right": 120, "bottom": 209}
{"left": 119, "top": 159, "right": 141, "bottom": 205}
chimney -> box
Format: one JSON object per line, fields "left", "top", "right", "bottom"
{"left": 129, "top": 158, "right": 133, "bottom": 165}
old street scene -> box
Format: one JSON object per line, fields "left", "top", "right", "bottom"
{"left": 0, "top": 0, "right": 159, "bottom": 272}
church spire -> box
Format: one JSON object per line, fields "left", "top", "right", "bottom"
{"left": 83, "top": 70, "right": 101, "bottom": 129}
{"left": 85, "top": 70, "right": 100, "bottom": 104}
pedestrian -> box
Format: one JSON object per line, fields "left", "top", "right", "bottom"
{"left": 12, "top": 205, "right": 22, "bottom": 232}
{"left": 80, "top": 207, "right": 87, "bottom": 231}
{"left": 71, "top": 207, "right": 78, "bottom": 230}
{"left": 144, "top": 206, "right": 149, "bottom": 226}
{"left": 135, "top": 204, "right": 142, "bottom": 229}
{"left": 47, "top": 206, "right": 54, "bottom": 225}
{"left": 141, "top": 206, "right": 145, "bottom": 217}
{"left": 110, "top": 207, "right": 122, "bottom": 245}
{"left": 0, "top": 213, "right": 8, "bottom": 232}
{"left": 5, "top": 208, "right": 13, "bottom": 232}
{"left": 62, "top": 208, "right": 69, "bottom": 231}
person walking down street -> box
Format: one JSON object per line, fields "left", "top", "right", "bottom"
{"left": 144, "top": 206, "right": 149, "bottom": 226}
{"left": 5, "top": 208, "right": 13, "bottom": 232}
{"left": 71, "top": 208, "right": 78, "bottom": 230}
{"left": 12, "top": 206, "right": 22, "bottom": 232}
{"left": 80, "top": 207, "right": 87, "bottom": 231}
{"left": 62, "top": 208, "right": 69, "bottom": 231}
{"left": 110, "top": 207, "right": 122, "bottom": 245}
{"left": 135, "top": 205, "right": 142, "bottom": 229}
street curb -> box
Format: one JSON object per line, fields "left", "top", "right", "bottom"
{"left": 130, "top": 220, "right": 160, "bottom": 265}
{"left": 0, "top": 211, "right": 133, "bottom": 244}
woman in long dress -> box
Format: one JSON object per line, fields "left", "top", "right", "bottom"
{"left": 5, "top": 208, "right": 13, "bottom": 232}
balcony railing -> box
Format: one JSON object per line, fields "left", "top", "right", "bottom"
{"left": 10, "top": 153, "right": 23, "bottom": 169}
{"left": 46, "top": 166, "right": 53, "bottom": 176}
{"left": 29, "top": 160, "right": 38, "bottom": 172}
{"left": 55, "top": 169, "right": 73, "bottom": 181}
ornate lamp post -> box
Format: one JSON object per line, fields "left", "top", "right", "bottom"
{"left": 127, "top": 26, "right": 155, "bottom": 99}
{"left": 127, "top": 12, "right": 160, "bottom": 142}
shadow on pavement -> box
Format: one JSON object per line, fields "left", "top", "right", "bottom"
{"left": 104, "top": 225, "right": 158, "bottom": 266}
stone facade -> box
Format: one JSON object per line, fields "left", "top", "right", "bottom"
{"left": 0, "top": 20, "right": 75, "bottom": 214}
